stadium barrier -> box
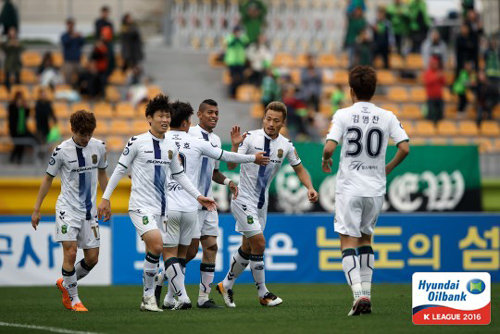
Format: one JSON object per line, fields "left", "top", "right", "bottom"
{"left": 0, "top": 214, "right": 498, "bottom": 286}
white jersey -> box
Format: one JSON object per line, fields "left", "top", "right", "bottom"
{"left": 234, "top": 129, "right": 301, "bottom": 210}
{"left": 326, "top": 101, "right": 409, "bottom": 197}
{"left": 46, "top": 137, "right": 107, "bottom": 220}
{"left": 117, "top": 131, "right": 184, "bottom": 216}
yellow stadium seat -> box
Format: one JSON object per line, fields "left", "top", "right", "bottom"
{"left": 0, "top": 120, "right": 7, "bottom": 136}
{"left": 332, "top": 70, "right": 349, "bottom": 85}
{"left": 236, "top": 85, "right": 258, "bottom": 102}
{"left": 0, "top": 141, "right": 13, "bottom": 153}
{"left": 106, "top": 136, "right": 125, "bottom": 151}
{"left": 108, "top": 70, "right": 126, "bottom": 85}
{"left": 401, "top": 121, "right": 414, "bottom": 137}
{"left": 21, "top": 69, "right": 37, "bottom": 84}
{"left": 21, "top": 51, "right": 42, "bottom": 67}
{"left": 296, "top": 54, "right": 308, "bottom": 67}
{"left": 480, "top": 121, "right": 500, "bottom": 136}
{"left": 52, "top": 51, "right": 64, "bottom": 67}
{"left": 272, "top": 52, "right": 296, "bottom": 67}
{"left": 110, "top": 119, "right": 132, "bottom": 136}
{"left": 251, "top": 103, "right": 264, "bottom": 119}
{"left": 53, "top": 102, "right": 69, "bottom": 119}
{"left": 443, "top": 88, "right": 456, "bottom": 103}
{"left": 415, "top": 120, "right": 436, "bottom": 136}
{"left": 317, "top": 54, "right": 338, "bottom": 67}
{"left": 147, "top": 85, "right": 163, "bottom": 99}
{"left": 389, "top": 53, "right": 404, "bottom": 68}
{"left": 135, "top": 102, "right": 147, "bottom": 118}
{"left": 458, "top": 121, "right": 478, "bottom": 136}
{"left": 208, "top": 53, "right": 224, "bottom": 68}
{"left": 93, "top": 121, "right": 110, "bottom": 137}
{"left": 444, "top": 104, "right": 457, "bottom": 118}
{"left": 0, "top": 105, "right": 6, "bottom": 119}
{"left": 0, "top": 86, "right": 8, "bottom": 101}
{"left": 132, "top": 119, "right": 150, "bottom": 133}
{"left": 437, "top": 121, "right": 458, "bottom": 136}
{"left": 377, "top": 70, "right": 396, "bottom": 85}
{"left": 116, "top": 102, "right": 136, "bottom": 118}
{"left": 493, "top": 104, "right": 500, "bottom": 119}
{"left": 105, "top": 86, "right": 121, "bottom": 103}
{"left": 222, "top": 70, "right": 231, "bottom": 85}
{"left": 401, "top": 104, "right": 422, "bottom": 119}
{"left": 410, "top": 87, "right": 426, "bottom": 103}
{"left": 387, "top": 87, "right": 408, "bottom": 102}
{"left": 472, "top": 137, "right": 493, "bottom": 153}
{"left": 380, "top": 103, "right": 399, "bottom": 114}
{"left": 452, "top": 138, "right": 471, "bottom": 146}
{"left": 71, "top": 102, "right": 90, "bottom": 114}
{"left": 33, "top": 86, "right": 54, "bottom": 100}
{"left": 93, "top": 102, "right": 113, "bottom": 119}
{"left": 290, "top": 69, "right": 301, "bottom": 85}
{"left": 405, "top": 53, "right": 423, "bottom": 70}
{"left": 10, "top": 85, "right": 31, "bottom": 101}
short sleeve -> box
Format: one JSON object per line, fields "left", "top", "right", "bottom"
{"left": 326, "top": 111, "right": 344, "bottom": 144}
{"left": 46, "top": 146, "right": 63, "bottom": 177}
{"left": 98, "top": 142, "right": 108, "bottom": 169}
{"left": 169, "top": 146, "right": 184, "bottom": 175}
{"left": 389, "top": 113, "right": 409, "bottom": 144}
{"left": 118, "top": 136, "right": 138, "bottom": 168}
{"left": 286, "top": 141, "right": 302, "bottom": 167}
{"left": 237, "top": 133, "right": 251, "bottom": 154}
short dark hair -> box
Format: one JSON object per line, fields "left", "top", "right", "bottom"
{"left": 101, "top": 5, "right": 110, "bottom": 12}
{"left": 199, "top": 99, "right": 218, "bottom": 112}
{"left": 349, "top": 65, "right": 377, "bottom": 101}
{"left": 145, "top": 94, "right": 170, "bottom": 118}
{"left": 170, "top": 101, "right": 194, "bottom": 128}
{"left": 70, "top": 110, "right": 96, "bottom": 135}
{"left": 264, "top": 101, "right": 287, "bottom": 120}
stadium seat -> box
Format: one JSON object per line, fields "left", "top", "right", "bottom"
{"left": 493, "top": 104, "right": 500, "bottom": 119}
{"left": 116, "top": 102, "right": 136, "bottom": 118}
{"left": 458, "top": 121, "right": 478, "bottom": 136}
{"left": 110, "top": 119, "right": 132, "bottom": 136}
{"left": 52, "top": 51, "right": 64, "bottom": 67}
{"left": 208, "top": 52, "right": 224, "bottom": 68}
{"left": 377, "top": 70, "right": 396, "bottom": 85}
{"left": 410, "top": 87, "right": 426, "bottom": 103}
{"left": 380, "top": 103, "right": 398, "bottom": 114}
{"left": 405, "top": 53, "right": 424, "bottom": 70}
{"left": 452, "top": 137, "right": 471, "bottom": 146}
{"left": 443, "top": 88, "right": 456, "bottom": 103}
{"left": 387, "top": 87, "right": 408, "bottom": 102}
{"left": 0, "top": 86, "right": 8, "bottom": 101}
{"left": 105, "top": 86, "right": 121, "bottom": 103}
{"left": 222, "top": 70, "right": 231, "bottom": 85}
{"left": 444, "top": 104, "right": 457, "bottom": 118}
{"left": 272, "top": 52, "right": 296, "bottom": 67}
{"left": 132, "top": 119, "right": 150, "bottom": 133}
{"left": 106, "top": 136, "right": 125, "bottom": 151}
{"left": 71, "top": 102, "right": 90, "bottom": 114}
{"left": 317, "top": 54, "right": 338, "bottom": 67}
{"left": 236, "top": 85, "right": 259, "bottom": 102}
{"left": 290, "top": 69, "right": 301, "bottom": 85}
{"left": 0, "top": 104, "right": 6, "bottom": 120}
{"left": 400, "top": 121, "right": 414, "bottom": 137}
{"left": 415, "top": 120, "right": 436, "bottom": 136}
{"left": 480, "top": 121, "right": 500, "bottom": 136}
{"left": 0, "top": 141, "right": 13, "bottom": 153}
{"left": 135, "top": 102, "right": 147, "bottom": 118}
{"left": 33, "top": 86, "right": 54, "bottom": 101}
{"left": 389, "top": 53, "right": 404, "bottom": 68}
{"left": 296, "top": 54, "right": 308, "bottom": 67}
{"left": 251, "top": 103, "right": 264, "bottom": 119}
{"left": 429, "top": 137, "right": 448, "bottom": 145}
{"left": 147, "top": 85, "right": 163, "bottom": 99}
{"left": 493, "top": 138, "right": 500, "bottom": 152}
{"left": 21, "top": 51, "right": 42, "bottom": 67}
{"left": 332, "top": 70, "right": 348, "bottom": 85}
{"left": 21, "top": 69, "right": 37, "bottom": 84}
{"left": 93, "top": 102, "right": 113, "bottom": 119}
{"left": 473, "top": 137, "right": 493, "bottom": 153}
{"left": 93, "top": 121, "right": 110, "bottom": 137}
{"left": 401, "top": 104, "right": 422, "bottom": 119}
{"left": 9, "top": 85, "right": 31, "bottom": 101}
{"left": 0, "top": 120, "right": 7, "bottom": 136}
{"left": 436, "top": 120, "right": 458, "bottom": 136}
{"left": 53, "top": 102, "right": 69, "bottom": 119}
{"left": 109, "top": 70, "right": 127, "bottom": 85}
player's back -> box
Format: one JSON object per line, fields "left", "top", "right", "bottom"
{"left": 327, "top": 101, "right": 409, "bottom": 197}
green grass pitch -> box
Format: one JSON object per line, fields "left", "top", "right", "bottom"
{"left": 0, "top": 284, "right": 498, "bottom": 333}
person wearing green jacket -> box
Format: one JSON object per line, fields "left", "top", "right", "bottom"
{"left": 260, "top": 68, "right": 281, "bottom": 108}
{"left": 239, "top": 0, "right": 267, "bottom": 44}
{"left": 386, "top": 0, "right": 409, "bottom": 55}
{"left": 453, "top": 61, "right": 475, "bottom": 115}
{"left": 344, "top": 7, "right": 367, "bottom": 68}
{"left": 408, "top": 0, "right": 431, "bottom": 52}
{"left": 224, "top": 26, "right": 249, "bottom": 98}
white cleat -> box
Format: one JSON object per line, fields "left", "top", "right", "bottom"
{"left": 140, "top": 295, "right": 163, "bottom": 312}
{"left": 172, "top": 298, "right": 192, "bottom": 310}
{"left": 162, "top": 299, "right": 176, "bottom": 310}
{"left": 216, "top": 282, "right": 236, "bottom": 308}
{"left": 259, "top": 292, "right": 283, "bottom": 307}
{"left": 347, "top": 296, "right": 371, "bottom": 316}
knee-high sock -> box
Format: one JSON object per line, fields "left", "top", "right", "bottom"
{"left": 62, "top": 267, "right": 80, "bottom": 306}
{"left": 143, "top": 252, "right": 160, "bottom": 297}
{"left": 250, "top": 254, "right": 269, "bottom": 298}
{"left": 342, "top": 248, "right": 362, "bottom": 300}
{"left": 75, "top": 259, "right": 94, "bottom": 280}
{"left": 199, "top": 263, "right": 215, "bottom": 302}
{"left": 222, "top": 247, "right": 250, "bottom": 290}
{"left": 358, "top": 245, "right": 374, "bottom": 298}
{"left": 165, "top": 257, "right": 188, "bottom": 301}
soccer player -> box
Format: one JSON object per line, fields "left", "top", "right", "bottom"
{"left": 322, "top": 65, "right": 410, "bottom": 316}
{"left": 97, "top": 95, "right": 216, "bottom": 312}
{"left": 217, "top": 101, "right": 319, "bottom": 307}
{"left": 159, "top": 100, "right": 269, "bottom": 310}
{"left": 31, "top": 110, "right": 108, "bottom": 312}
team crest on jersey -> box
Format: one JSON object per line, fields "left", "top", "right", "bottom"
{"left": 92, "top": 154, "right": 98, "bottom": 164}
{"left": 61, "top": 225, "right": 68, "bottom": 234}
{"left": 247, "top": 216, "right": 254, "bottom": 224}
{"left": 142, "top": 216, "right": 149, "bottom": 225}
{"left": 168, "top": 150, "right": 173, "bottom": 160}
{"left": 123, "top": 147, "right": 130, "bottom": 156}
{"left": 49, "top": 157, "right": 56, "bottom": 165}
{"left": 277, "top": 149, "right": 283, "bottom": 158}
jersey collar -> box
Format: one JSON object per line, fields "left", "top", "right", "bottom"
{"left": 261, "top": 128, "right": 279, "bottom": 141}
{"left": 197, "top": 124, "right": 212, "bottom": 134}
{"left": 148, "top": 130, "right": 164, "bottom": 141}
{"left": 71, "top": 137, "right": 87, "bottom": 148}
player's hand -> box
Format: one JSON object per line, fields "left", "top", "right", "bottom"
{"left": 307, "top": 188, "right": 319, "bottom": 203}
{"left": 322, "top": 158, "right": 333, "bottom": 173}
{"left": 230, "top": 126, "right": 247, "bottom": 147}
{"left": 254, "top": 151, "right": 270, "bottom": 165}
{"left": 31, "top": 210, "right": 40, "bottom": 230}
{"left": 197, "top": 196, "right": 217, "bottom": 211}
{"left": 98, "top": 199, "right": 112, "bottom": 222}
{"left": 229, "top": 181, "right": 239, "bottom": 200}
{"left": 385, "top": 165, "right": 393, "bottom": 175}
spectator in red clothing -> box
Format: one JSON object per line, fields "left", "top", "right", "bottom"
{"left": 90, "top": 39, "right": 108, "bottom": 94}
{"left": 423, "top": 56, "right": 446, "bottom": 124}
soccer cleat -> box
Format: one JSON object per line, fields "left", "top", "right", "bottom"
{"left": 259, "top": 292, "right": 283, "bottom": 307}
{"left": 348, "top": 297, "right": 371, "bottom": 316}
{"left": 71, "top": 302, "right": 88, "bottom": 312}
{"left": 140, "top": 295, "right": 163, "bottom": 312}
{"left": 162, "top": 300, "right": 176, "bottom": 310}
{"left": 56, "top": 278, "right": 72, "bottom": 310}
{"left": 216, "top": 282, "right": 236, "bottom": 308}
{"left": 172, "top": 298, "right": 192, "bottom": 310}
{"left": 360, "top": 297, "right": 372, "bottom": 314}
{"left": 154, "top": 272, "right": 164, "bottom": 307}
{"left": 197, "top": 299, "right": 223, "bottom": 309}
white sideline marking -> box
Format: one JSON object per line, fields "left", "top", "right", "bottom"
{"left": 0, "top": 322, "right": 100, "bottom": 334}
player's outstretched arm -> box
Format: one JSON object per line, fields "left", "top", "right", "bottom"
{"left": 213, "top": 169, "right": 238, "bottom": 199}
{"left": 322, "top": 140, "right": 338, "bottom": 173}
{"left": 228, "top": 126, "right": 248, "bottom": 170}
{"left": 292, "top": 164, "right": 319, "bottom": 203}
{"left": 32, "top": 174, "right": 55, "bottom": 230}
{"left": 386, "top": 140, "right": 410, "bottom": 175}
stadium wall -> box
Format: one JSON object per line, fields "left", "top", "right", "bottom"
{"left": 0, "top": 214, "right": 498, "bottom": 286}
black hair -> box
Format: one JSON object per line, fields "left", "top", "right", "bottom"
{"left": 170, "top": 101, "right": 194, "bottom": 128}
{"left": 199, "top": 99, "right": 218, "bottom": 112}
{"left": 145, "top": 94, "right": 170, "bottom": 118}
{"left": 349, "top": 65, "right": 377, "bottom": 101}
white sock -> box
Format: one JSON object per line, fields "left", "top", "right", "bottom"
{"left": 165, "top": 258, "right": 188, "bottom": 301}
{"left": 75, "top": 259, "right": 93, "bottom": 280}
{"left": 358, "top": 246, "right": 374, "bottom": 298}
{"left": 143, "top": 252, "right": 160, "bottom": 297}
{"left": 199, "top": 263, "right": 215, "bottom": 303}
{"left": 250, "top": 254, "right": 269, "bottom": 298}
{"left": 62, "top": 267, "right": 81, "bottom": 306}
{"left": 164, "top": 274, "right": 175, "bottom": 304}
{"left": 342, "top": 249, "right": 362, "bottom": 300}
{"left": 223, "top": 247, "right": 250, "bottom": 290}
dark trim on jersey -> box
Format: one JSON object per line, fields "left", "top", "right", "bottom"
{"left": 76, "top": 147, "right": 92, "bottom": 220}
{"left": 199, "top": 132, "right": 213, "bottom": 196}
{"left": 171, "top": 170, "right": 184, "bottom": 176}
{"left": 46, "top": 171, "right": 56, "bottom": 177}
{"left": 396, "top": 139, "right": 410, "bottom": 146}
{"left": 257, "top": 137, "right": 271, "bottom": 209}
{"left": 217, "top": 150, "right": 224, "bottom": 160}
{"left": 290, "top": 162, "right": 302, "bottom": 167}
{"left": 118, "top": 162, "right": 128, "bottom": 169}
{"left": 152, "top": 139, "right": 166, "bottom": 216}
{"left": 98, "top": 165, "right": 108, "bottom": 170}
{"left": 326, "top": 139, "right": 339, "bottom": 144}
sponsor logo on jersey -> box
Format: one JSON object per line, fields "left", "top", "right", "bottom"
{"left": 123, "top": 147, "right": 130, "bottom": 156}
{"left": 348, "top": 161, "right": 378, "bottom": 171}
{"left": 277, "top": 149, "right": 283, "bottom": 158}
{"left": 183, "top": 142, "right": 190, "bottom": 149}
{"left": 168, "top": 150, "right": 173, "bottom": 160}
{"left": 49, "top": 157, "right": 56, "bottom": 165}
{"left": 142, "top": 216, "right": 149, "bottom": 225}
{"left": 61, "top": 225, "right": 68, "bottom": 234}
{"left": 68, "top": 160, "right": 77, "bottom": 163}
{"left": 146, "top": 159, "right": 169, "bottom": 165}
{"left": 247, "top": 216, "right": 254, "bottom": 224}
{"left": 92, "top": 154, "right": 98, "bottom": 164}
{"left": 71, "top": 166, "right": 98, "bottom": 172}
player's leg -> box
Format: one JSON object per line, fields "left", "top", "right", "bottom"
{"left": 197, "top": 235, "right": 219, "bottom": 308}
{"left": 76, "top": 247, "right": 99, "bottom": 280}
{"left": 76, "top": 219, "right": 100, "bottom": 281}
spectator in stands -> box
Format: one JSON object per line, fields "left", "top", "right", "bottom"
{"left": 35, "top": 87, "right": 57, "bottom": 144}
{"left": 353, "top": 29, "right": 374, "bottom": 67}
{"left": 372, "top": 6, "right": 394, "bottom": 69}
{"left": 344, "top": 6, "right": 366, "bottom": 68}
{"left": 8, "top": 91, "right": 34, "bottom": 164}
{"left": 38, "top": 51, "right": 62, "bottom": 88}
{"left": 422, "top": 29, "right": 448, "bottom": 68}
{"left": 300, "top": 54, "right": 322, "bottom": 112}
{"left": 61, "top": 17, "right": 84, "bottom": 87}
{"left": 484, "top": 38, "right": 500, "bottom": 86}
{"left": 455, "top": 24, "right": 476, "bottom": 78}
{"left": 475, "top": 70, "right": 498, "bottom": 126}
{"left": 282, "top": 84, "right": 309, "bottom": 140}
{"left": 94, "top": 5, "right": 115, "bottom": 77}
{"left": 224, "top": 26, "right": 248, "bottom": 98}
{"left": 120, "top": 13, "right": 143, "bottom": 72}
{"left": 408, "top": 0, "right": 430, "bottom": 53}
{"left": 330, "top": 84, "right": 346, "bottom": 115}
{"left": 90, "top": 38, "right": 109, "bottom": 93}
{"left": 423, "top": 56, "right": 446, "bottom": 124}
{"left": 246, "top": 34, "right": 272, "bottom": 86}
{"left": 260, "top": 68, "right": 281, "bottom": 108}
{"left": 1, "top": 26, "right": 22, "bottom": 91}
{"left": 0, "top": 0, "right": 18, "bottom": 35}
{"left": 78, "top": 60, "right": 104, "bottom": 98}
{"left": 386, "top": 0, "right": 409, "bottom": 55}
{"left": 239, "top": 0, "right": 267, "bottom": 44}
{"left": 464, "top": 9, "right": 483, "bottom": 71}
{"left": 453, "top": 61, "right": 476, "bottom": 117}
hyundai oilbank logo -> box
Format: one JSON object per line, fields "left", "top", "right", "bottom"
{"left": 467, "top": 279, "right": 485, "bottom": 294}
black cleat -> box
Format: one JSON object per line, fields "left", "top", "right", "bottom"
{"left": 197, "top": 299, "right": 223, "bottom": 309}
{"left": 154, "top": 285, "right": 163, "bottom": 308}
{"left": 348, "top": 297, "right": 371, "bottom": 316}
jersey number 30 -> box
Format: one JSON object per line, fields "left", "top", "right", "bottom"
{"left": 345, "top": 127, "right": 383, "bottom": 158}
